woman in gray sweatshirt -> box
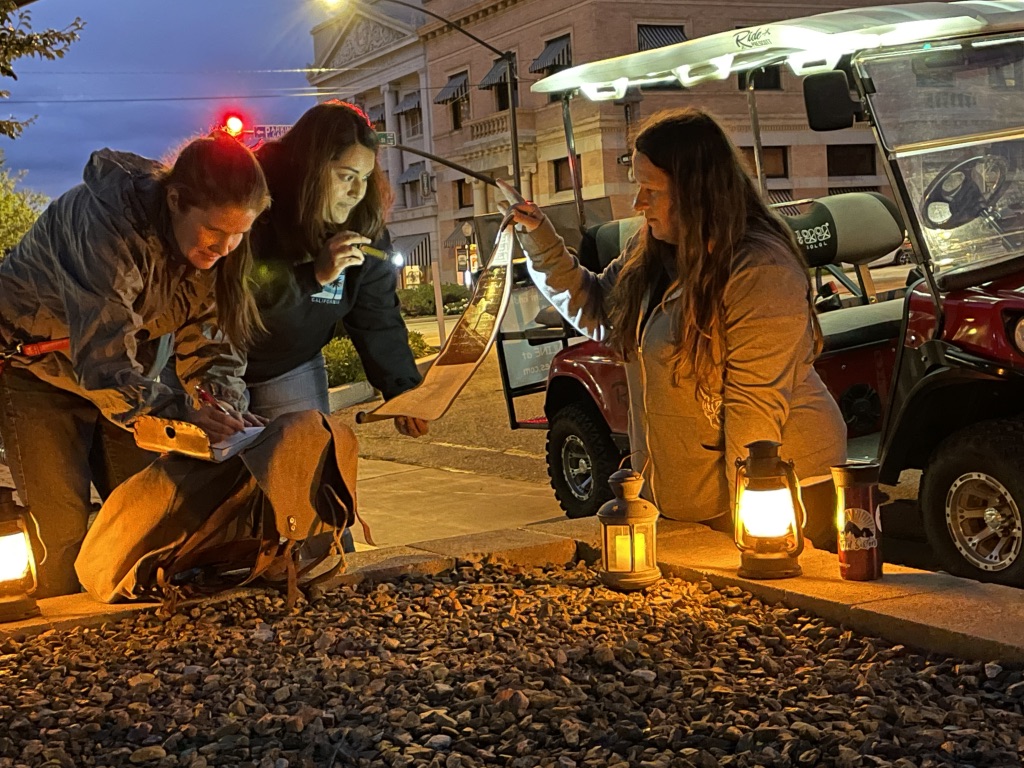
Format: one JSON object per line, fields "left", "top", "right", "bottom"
{"left": 502, "top": 108, "right": 846, "bottom": 528}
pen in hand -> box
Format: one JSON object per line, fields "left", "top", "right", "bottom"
{"left": 194, "top": 383, "right": 231, "bottom": 416}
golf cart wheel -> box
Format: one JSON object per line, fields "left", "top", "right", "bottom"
{"left": 921, "top": 420, "right": 1024, "bottom": 584}
{"left": 546, "top": 402, "right": 622, "bottom": 519}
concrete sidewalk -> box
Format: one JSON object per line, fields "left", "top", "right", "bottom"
{"left": 4, "top": 458, "right": 1024, "bottom": 666}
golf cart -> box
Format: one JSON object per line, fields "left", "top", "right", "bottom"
{"left": 497, "top": 0, "right": 1024, "bottom": 585}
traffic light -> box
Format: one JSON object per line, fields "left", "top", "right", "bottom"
{"left": 223, "top": 113, "right": 244, "bottom": 137}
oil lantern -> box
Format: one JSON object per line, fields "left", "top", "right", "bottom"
{"left": 733, "top": 441, "right": 806, "bottom": 579}
{"left": 597, "top": 468, "right": 661, "bottom": 591}
{"left": 0, "top": 487, "right": 40, "bottom": 622}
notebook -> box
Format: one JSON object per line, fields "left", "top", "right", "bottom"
{"left": 210, "top": 426, "right": 266, "bottom": 462}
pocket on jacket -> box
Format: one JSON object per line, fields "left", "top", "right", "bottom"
{"left": 646, "top": 414, "right": 722, "bottom": 460}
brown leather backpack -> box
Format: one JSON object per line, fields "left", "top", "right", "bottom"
{"left": 77, "top": 410, "right": 365, "bottom": 609}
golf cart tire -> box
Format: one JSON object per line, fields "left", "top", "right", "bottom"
{"left": 546, "top": 402, "right": 622, "bottom": 519}
{"left": 920, "top": 419, "right": 1024, "bottom": 585}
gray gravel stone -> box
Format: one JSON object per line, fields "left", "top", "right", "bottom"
{"left": 1, "top": 562, "right": 1023, "bottom": 767}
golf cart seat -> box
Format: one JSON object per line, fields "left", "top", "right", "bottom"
{"left": 781, "top": 192, "right": 906, "bottom": 351}
{"left": 779, "top": 191, "right": 905, "bottom": 269}
{"left": 818, "top": 298, "right": 903, "bottom": 352}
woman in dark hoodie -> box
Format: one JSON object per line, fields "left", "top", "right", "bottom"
{"left": 245, "top": 102, "right": 428, "bottom": 439}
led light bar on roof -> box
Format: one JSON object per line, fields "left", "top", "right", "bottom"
{"left": 532, "top": 0, "right": 1024, "bottom": 98}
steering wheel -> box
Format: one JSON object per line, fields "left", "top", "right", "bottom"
{"left": 921, "top": 154, "right": 1009, "bottom": 229}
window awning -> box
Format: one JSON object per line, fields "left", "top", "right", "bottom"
{"left": 766, "top": 189, "right": 801, "bottom": 216}
{"left": 529, "top": 36, "right": 571, "bottom": 73}
{"left": 638, "top": 24, "right": 687, "bottom": 51}
{"left": 479, "top": 58, "right": 511, "bottom": 89}
{"left": 434, "top": 72, "right": 469, "bottom": 104}
{"left": 394, "top": 91, "right": 421, "bottom": 115}
{"left": 396, "top": 161, "right": 425, "bottom": 185}
{"left": 392, "top": 233, "right": 431, "bottom": 268}
{"left": 443, "top": 222, "right": 472, "bottom": 248}
{"left": 828, "top": 186, "right": 879, "bottom": 195}
{"left": 366, "top": 104, "right": 385, "bottom": 123}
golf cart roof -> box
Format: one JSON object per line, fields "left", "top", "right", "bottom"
{"left": 532, "top": 0, "right": 1024, "bottom": 98}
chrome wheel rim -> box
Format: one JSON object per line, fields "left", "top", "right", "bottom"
{"left": 946, "top": 472, "right": 1023, "bottom": 572}
{"left": 561, "top": 435, "right": 593, "bottom": 501}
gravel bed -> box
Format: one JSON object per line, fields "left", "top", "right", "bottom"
{"left": 1, "top": 562, "right": 1024, "bottom": 768}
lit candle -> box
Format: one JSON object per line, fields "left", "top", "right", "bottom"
{"left": 632, "top": 532, "right": 647, "bottom": 567}
{"left": 614, "top": 532, "right": 631, "bottom": 569}
{"left": 0, "top": 530, "right": 30, "bottom": 582}
{"left": 739, "top": 487, "right": 796, "bottom": 538}
{"left": 614, "top": 531, "right": 647, "bottom": 569}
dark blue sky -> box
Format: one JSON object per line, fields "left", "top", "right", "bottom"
{"left": 3, "top": 0, "right": 331, "bottom": 197}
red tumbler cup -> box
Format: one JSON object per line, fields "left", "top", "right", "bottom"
{"left": 830, "top": 462, "right": 883, "bottom": 581}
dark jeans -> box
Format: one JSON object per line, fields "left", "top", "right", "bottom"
{"left": 0, "top": 367, "right": 157, "bottom": 598}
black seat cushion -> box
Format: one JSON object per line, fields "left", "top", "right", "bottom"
{"left": 819, "top": 299, "right": 903, "bottom": 352}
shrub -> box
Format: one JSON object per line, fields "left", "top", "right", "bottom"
{"left": 397, "top": 283, "right": 472, "bottom": 317}
{"left": 323, "top": 330, "right": 434, "bottom": 388}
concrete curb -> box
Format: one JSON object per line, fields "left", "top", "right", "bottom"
{"left": 6, "top": 515, "right": 1024, "bottom": 665}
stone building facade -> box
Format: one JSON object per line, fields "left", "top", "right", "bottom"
{"left": 314, "top": 0, "right": 914, "bottom": 284}
{"left": 309, "top": 2, "right": 438, "bottom": 288}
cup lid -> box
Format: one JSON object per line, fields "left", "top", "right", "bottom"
{"left": 830, "top": 461, "right": 880, "bottom": 486}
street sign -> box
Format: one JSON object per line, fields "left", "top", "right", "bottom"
{"left": 252, "top": 124, "right": 291, "bottom": 141}
{"left": 377, "top": 131, "right": 397, "bottom": 146}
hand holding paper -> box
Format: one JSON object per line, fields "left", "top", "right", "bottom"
{"left": 495, "top": 179, "right": 544, "bottom": 233}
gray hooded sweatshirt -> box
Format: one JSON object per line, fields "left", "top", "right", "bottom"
{"left": 0, "top": 150, "right": 247, "bottom": 426}
{"left": 522, "top": 217, "right": 847, "bottom": 522}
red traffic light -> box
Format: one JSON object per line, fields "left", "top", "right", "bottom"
{"left": 224, "top": 114, "right": 244, "bottom": 137}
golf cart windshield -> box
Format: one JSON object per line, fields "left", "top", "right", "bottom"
{"left": 861, "top": 35, "right": 1024, "bottom": 281}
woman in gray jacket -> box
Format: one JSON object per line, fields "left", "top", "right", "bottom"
{"left": 502, "top": 108, "right": 846, "bottom": 528}
{"left": 0, "top": 133, "right": 270, "bottom": 597}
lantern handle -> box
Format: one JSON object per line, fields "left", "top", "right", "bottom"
{"left": 619, "top": 451, "right": 651, "bottom": 476}
{"left": 783, "top": 460, "right": 807, "bottom": 558}
{"left": 27, "top": 509, "right": 48, "bottom": 566}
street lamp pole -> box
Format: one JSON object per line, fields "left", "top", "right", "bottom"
{"left": 362, "top": 0, "right": 522, "bottom": 190}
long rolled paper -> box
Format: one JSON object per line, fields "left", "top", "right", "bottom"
{"left": 357, "top": 226, "right": 517, "bottom": 424}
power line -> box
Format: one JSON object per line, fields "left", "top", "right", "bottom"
{"left": 3, "top": 93, "right": 328, "bottom": 105}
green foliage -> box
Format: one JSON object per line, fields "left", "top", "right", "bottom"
{"left": 0, "top": 152, "right": 46, "bottom": 257}
{"left": 323, "top": 330, "right": 434, "bottom": 388}
{"left": 0, "top": 1, "right": 83, "bottom": 139}
{"left": 397, "top": 283, "right": 471, "bottom": 317}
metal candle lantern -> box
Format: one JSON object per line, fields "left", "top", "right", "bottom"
{"left": 0, "top": 487, "right": 39, "bottom": 622}
{"left": 597, "top": 468, "right": 661, "bottom": 591}
{"left": 733, "top": 440, "right": 806, "bottom": 579}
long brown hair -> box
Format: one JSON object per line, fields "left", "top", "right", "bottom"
{"left": 608, "top": 108, "right": 820, "bottom": 398}
{"left": 162, "top": 132, "right": 271, "bottom": 349}
{"left": 256, "top": 101, "right": 393, "bottom": 259}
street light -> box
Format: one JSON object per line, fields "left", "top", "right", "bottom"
{"left": 321, "top": 0, "right": 521, "bottom": 190}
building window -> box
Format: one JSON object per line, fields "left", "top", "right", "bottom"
{"left": 990, "top": 60, "right": 1024, "bottom": 89}
{"left": 434, "top": 72, "right": 470, "bottom": 131}
{"left": 741, "top": 146, "right": 788, "bottom": 179}
{"left": 403, "top": 108, "right": 422, "bottom": 138}
{"left": 738, "top": 65, "right": 782, "bottom": 90}
{"left": 637, "top": 24, "right": 686, "bottom": 51}
{"left": 451, "top": 95, "right": 470, "bottom": 130}
{"left": 455, "top": 179, "right": 473, "bottom": 209}
{"left": 828, "top": 145, "right": 877, "bottom": 177}
{"left": 479, "top": 55, "right": 518, "bottom": 112}
{"left": 553, "top": 156, "right": 582, "bottom": 192}
{"left": 395, "top": 91, "right": 423, "bottom": 138}
{"left": 529, "top": 35, "right": 572, "bottom": 102}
